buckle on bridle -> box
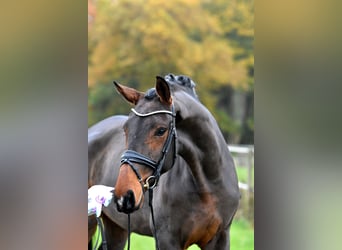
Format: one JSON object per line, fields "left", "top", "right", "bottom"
{"left": 144, "top": 175, "right": 157, "bottom": 189}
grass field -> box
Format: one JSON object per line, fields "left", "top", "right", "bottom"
{"left": 236, "top": 166, "right": 254, "bottom": 187}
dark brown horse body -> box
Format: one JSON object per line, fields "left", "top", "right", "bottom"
{"left": 88, "top": 74, "right": 240, "bottom": 249}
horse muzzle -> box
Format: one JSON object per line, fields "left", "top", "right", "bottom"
{"left": 114, "top": 189, "right": 141, "bottom": 214}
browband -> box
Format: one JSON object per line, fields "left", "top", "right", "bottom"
{"left": 131, "top": 108, "right": 175, "bottom": 117}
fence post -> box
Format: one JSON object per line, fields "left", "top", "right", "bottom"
{"left": 247, "top": 147, "right": 253, "bottom": 193}
{"left": 247, "top": 147, "right": 254, "bottom": 222}
{"left": 228, "top": 145, "right": 254, "bottom": 222}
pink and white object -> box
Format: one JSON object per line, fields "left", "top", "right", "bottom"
{"left": 88, "top": 185, "right": 114, "bottom": 217}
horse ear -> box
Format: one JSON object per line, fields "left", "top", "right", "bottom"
{"left": 155, "top": 76, "right": 172, "bottom": 105}
{"left": 113, "top": 81, "right": 143, "bottom": 105}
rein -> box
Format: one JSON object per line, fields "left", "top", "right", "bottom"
{"left": 120, "top": 104, "right": 177, "bottom": 250}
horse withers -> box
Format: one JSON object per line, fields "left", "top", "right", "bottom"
{"left": 88, "top": 74, "right": 240, "bottom": 250}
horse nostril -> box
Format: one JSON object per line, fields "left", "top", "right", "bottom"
{"left": 115, "top": 190, "right": 136, "bottom": 213}
{"left": 125, "top": 190, "right": 135, "bottom": 210}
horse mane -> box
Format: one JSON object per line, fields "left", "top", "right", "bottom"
{"left": 166, "top": 73, "right": 199, "bottom": 101}
{"left": 144, "top": 73, "right": 199, "bottom": 101}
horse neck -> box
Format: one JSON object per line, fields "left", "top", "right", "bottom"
{"left": 176, "top": 103, "right": 229, "bottom": 196}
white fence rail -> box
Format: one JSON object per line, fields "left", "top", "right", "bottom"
{"left": 228, "top": 145, "right": 254, "bottom": 193}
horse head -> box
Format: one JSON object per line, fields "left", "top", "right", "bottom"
{"left": 164, "top": 73, "right": 198, "bottom": 100}
{"left": 113, "top": 76, "right": 177, "bottom": 214}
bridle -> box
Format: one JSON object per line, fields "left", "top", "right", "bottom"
{"left": 121, "top": 104, "right": 177, "bottom": 192}
{"left": 120, "top": 103, "right": 177, "bottom": 250}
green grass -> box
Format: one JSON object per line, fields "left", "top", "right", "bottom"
{"left": 236, "top": 166, "right": 254, "bottom": 187}
{"left": 230, "top": 218, "right": 254, "bottom": 250}
{"left": 93, "top": 218, "right": 253, "bottom": 249}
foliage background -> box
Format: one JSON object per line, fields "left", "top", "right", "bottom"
{"left": 88, "top": 0, "right": 254, "bottom": 144}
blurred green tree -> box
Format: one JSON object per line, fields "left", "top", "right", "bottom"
{"left": 88, "top": 0, "right": 254, "bottom": 144}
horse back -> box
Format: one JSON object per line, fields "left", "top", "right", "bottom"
{"left": 88, "top": 115, "right": 127, "bottom": 187}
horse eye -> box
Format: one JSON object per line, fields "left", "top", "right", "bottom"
{"left": 154, "top": 127, "right": 167, "bottom": 136}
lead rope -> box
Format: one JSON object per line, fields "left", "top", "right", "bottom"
{"left": 95, "top": 217, "right": 107, "bottom": 250}
{"left": 126, "top": 190, "right": 159, "bottom": 250}
{"left": 149, "top": 188, "right": 160, "bottom": 250}
{"left": 127, "top": 213, "right": 131, "bottom": 250}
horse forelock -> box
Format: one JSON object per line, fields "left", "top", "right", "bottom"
{"left": 144, "top": 88, "right": 157, "bottom": 100}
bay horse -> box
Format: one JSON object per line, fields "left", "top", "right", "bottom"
{"left": 88, "top": 74, "right": 240, "bottom": 250}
